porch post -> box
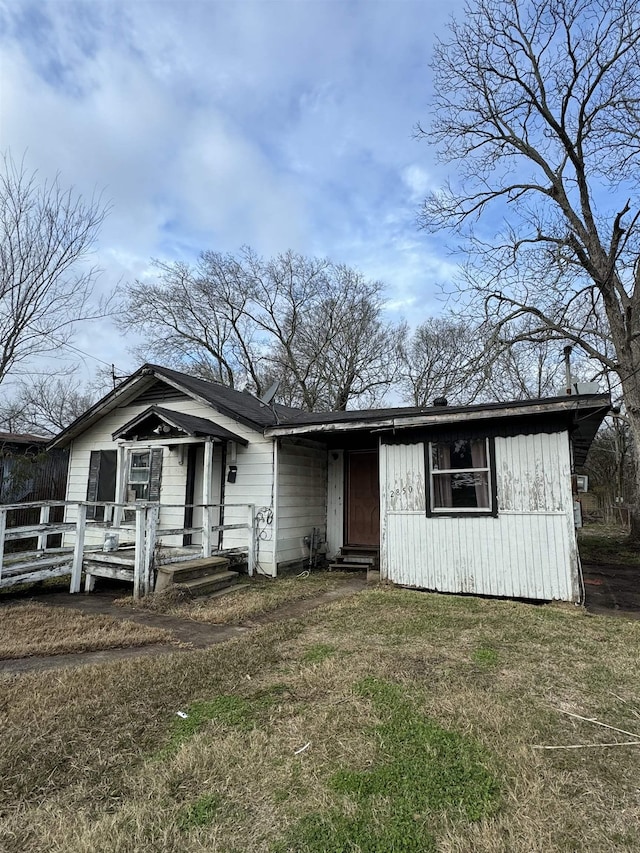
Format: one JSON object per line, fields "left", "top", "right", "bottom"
{"left": 202, "top": 439, "right": 213, "bottom": 558}
{"left": 0, "top": 507, "right": 6, "bottom": 583}
{"left": 37, "top": 505, "right": 50, "bottom": 551}
{"left": 113, "top": 444, "right": 127, "bottom": 529}
{"left": 133, "top": 505, "right": 146, "bottom": 599}
{"left": 144, "top": 504, "right": 159, "bottom": 594}
{"left": 70, "top": 504, "right": 87, "bottom": 593}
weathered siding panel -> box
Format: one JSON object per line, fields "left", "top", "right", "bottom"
{"left": 276, "top": 439, "right": 327, "bottom": 568}
{"left": 381, "top": 431, "right": 579, "bottom": 602}
{"left": 384, "top": 442, "right": 426, "bottom": 512}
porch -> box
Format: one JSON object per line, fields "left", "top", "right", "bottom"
{"left": 0, "top": 499, "right": 257, "bottom": 599}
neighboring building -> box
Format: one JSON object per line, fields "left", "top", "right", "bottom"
{"left": 50, "top": 364, "right": 610, "bottom": 602}
{"left": 0, "top": 432, "right": 67, "bottom": 505}
{"left": 0, "top": 432, "right": 68, "bottom": 552}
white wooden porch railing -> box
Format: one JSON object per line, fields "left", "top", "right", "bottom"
{"left": 0, "top": 500, "right": 257, "bottom": 598}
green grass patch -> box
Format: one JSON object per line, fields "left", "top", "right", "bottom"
{"left": 302, "top": 643, "right": 336, "bottom": 663}
{"left": 471, "top": 647, "right": 499, "bottom": 667}
{"left": 177, "top": 793, "right": 221, "bottom": 831}
{"left": 275, "top": 677, "right": 500, "bottom": 852}
{"left": 162, "top": 695, "right": 258, "bottom": 756}
{"left": 578, "top": 526, "right": 639, "bottom": 566}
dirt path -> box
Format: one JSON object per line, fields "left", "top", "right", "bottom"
{"left": 582, "top": 561, "right": 640, "bottom": 618}
{"left": 0, "top": 578, "right": 367, "bottom": 675}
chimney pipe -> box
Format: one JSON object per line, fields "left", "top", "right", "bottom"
{"left": 563, "top": 345, "right": 572, "bottom": 395}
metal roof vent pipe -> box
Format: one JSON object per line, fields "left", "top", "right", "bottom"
{"left": 432, "top": 397, "right": 448, "bottom": 407}
{"left": 564, "top": 345, "right": 573, "bottom": 395}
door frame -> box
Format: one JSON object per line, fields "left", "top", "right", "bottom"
{"left": 344, "top": 448, "right": 380, "bottom": 547}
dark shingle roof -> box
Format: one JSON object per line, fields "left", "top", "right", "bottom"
{"left": 149, "top": 365, "right": 302, "bottom": 429}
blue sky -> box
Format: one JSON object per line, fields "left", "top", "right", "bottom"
{"left": 0, "top": 0, "right": 466, "bottom": 383}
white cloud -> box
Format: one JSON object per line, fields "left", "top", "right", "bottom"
{"left": 0, "top": 0, "right": 469, "bottom": 382}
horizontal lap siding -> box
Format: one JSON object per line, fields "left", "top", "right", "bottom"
{"left": 276, "top": 440, "right": 327, "bottom": 567}
{"left": 65, "top": 399, "right": 275, "bottom": 563}
{"left": 381, "top": 432, "right": 578, "bottom": 602}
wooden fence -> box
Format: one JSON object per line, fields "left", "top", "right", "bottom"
{"left": 0, "top": 500, "right": 256, "bottom": 598}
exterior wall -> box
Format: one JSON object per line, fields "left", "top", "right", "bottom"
{"left": 380, "top": 431, "right": 580, "bottom": 602}
{"left": 64, "top": 397, "right": 276, "bottom": 569}
{"left": 275, "top": 438, "right": 327, "bottom": 570}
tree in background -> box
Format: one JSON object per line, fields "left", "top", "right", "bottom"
{"left": 0, "top": 154, "right": 109, "bottom": 387}
{"left": 0, "top": 373, "right": 98, "bottom": 437}
{"left": 119, "top": 247, "right": 402, "bottom": 411}
{"left": 398, "top": 315, "right": 575, "bottom": 407}
{"left": 420, "top": 0, "right": 640, "bottom": 537}
{"left": 398, "top": 317, "right": 485, "bottom": 406}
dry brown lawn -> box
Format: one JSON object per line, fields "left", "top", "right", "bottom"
{"left": 121, "top": 570, "right": 358, "bottom": 624}
{"left": 0, "top": 602, "right": 174, "bottom": 659}
{"left": 0, "top": 587, "right": 638, "bottom": 852}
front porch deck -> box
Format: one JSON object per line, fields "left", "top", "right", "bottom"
{"left": 0, "top": 500, "right": 256, "bottom": 598}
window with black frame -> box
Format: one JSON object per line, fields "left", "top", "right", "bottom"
{"left": 428, "top": 437, "right": 493, "bottom": 513}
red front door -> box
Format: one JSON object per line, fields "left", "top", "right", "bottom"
{"left": 346, "top": 450, "right": 380, "bottom": 546}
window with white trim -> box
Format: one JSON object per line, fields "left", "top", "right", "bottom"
{"left": 127, "top": 450, "right": 151, "bottom": 502}
{"left": 428, "top": 438, "right": 493, "bottom": 513}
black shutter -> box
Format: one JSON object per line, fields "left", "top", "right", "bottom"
{"left": 86, "top": 450, "right": 101, "bottom": 520}
{"left": 86, "top": 450, "right": 117, "bottom": 521}
{"left": 148, "top": 448, "right": 163, "bottom": 502}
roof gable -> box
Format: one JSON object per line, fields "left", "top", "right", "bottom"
{"left": 49, "top": 364, "right": 300, "bottom": 448}
{"left": 112, "top": 406, "right": 249, "bottom": 445}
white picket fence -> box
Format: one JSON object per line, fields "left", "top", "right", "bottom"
{"left": 0, "top": 500, "right": 256, "bottom": 598}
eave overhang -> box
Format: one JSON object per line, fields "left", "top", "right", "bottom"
{"left": 265, "top": 394, "right": 611, "bottom": 464}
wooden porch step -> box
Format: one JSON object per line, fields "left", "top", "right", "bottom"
{"left": 156, "top": 555, "right": 231, "bottom": 591}
{"left": 177, "top": 570, "right": 240, "bottom": 597}
{"left": 83, "top": 561, "right": 135, "bottom": 583}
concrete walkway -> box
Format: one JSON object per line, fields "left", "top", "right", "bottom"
{"left": 0, "top": 577, "right": 367, "bottom": 675}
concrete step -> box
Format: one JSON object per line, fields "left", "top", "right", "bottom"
{"left": 156, "top": 556, "right": 231, "bottom": 590}
{"left": 328, "top": 561, "right": 369, "bottom": 572}
{"left": 178, "top": 570, "right": 240, "bottom": 597}
{"left": 334, "top": 554, "right": 376, "bottom": 566}
{"left": 336, "top": 550, "right": 379, "bottom": 570}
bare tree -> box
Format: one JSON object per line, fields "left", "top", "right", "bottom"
{"left": 419, "top": 0, "right": 640, "bottom": 537}
{"left": 0, "top": 374, "right": 97, "bottom": 437}
{"left": 119, "top": 247, "right": 401, "bottom": 410}
{"left": 398, "top": 317, "right": 486, "bottom": 406}
{"left": 0, "top": 154, "right": 109, "bottom": 386}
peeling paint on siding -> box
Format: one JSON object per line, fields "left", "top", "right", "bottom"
{"left": 385, "top": 443, "right": 425, "bottom": 512}
{"left": 381, "top": 430, "right": 579, "bottom": 602}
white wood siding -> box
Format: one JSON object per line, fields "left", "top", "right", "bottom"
{"left": 380, "top": 432, "right": 579, "bottom": 602}
{"left": 276, "top": 439, "right": 327, "bottom": 568}
{"left": 65, "top": 398, "right": 275, "bottom": 566}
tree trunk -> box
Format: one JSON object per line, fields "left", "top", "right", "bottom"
{"left": 619, "top": 381, "right": 640, "bottom": 543}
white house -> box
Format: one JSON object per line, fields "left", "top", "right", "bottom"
{"left": 50, "top": 363, "right": 609, "bottom": 602}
